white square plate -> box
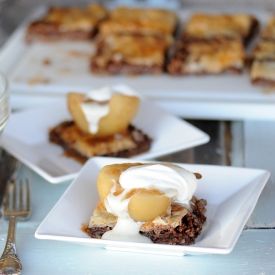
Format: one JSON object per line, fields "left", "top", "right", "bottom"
{"left": 2, "top": 84, "right": 209, "bottom": 183}
{"left": 35, "top": 157, "right": 270, "bottom": 256}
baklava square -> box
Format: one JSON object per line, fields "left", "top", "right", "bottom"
{"left": 167, "top": 38, "right": 245, "bottom": 75}
{"left": 25, "top": 4, "right": 108, "bottom": 43}
{"left": 49, "top": 121, "right": 152, "bottom": 163}
{"left": 250, "top": 40, "right": 275, "bottom": 61}
{"left": 98, "top": 6, "right": 177, "bottom": 38}
{"left": 261, "top": 16, "right": 275, "bottom": 41}
{"left": 250, "top": 60, "right": 275, "bottom": 86}
{"left": 90, "top": 34, "right": 173, "bottom": 75}
{"left": 249, "top": 38, "right": 275, "bottom": 86}
{"left": 183, "top": 13, "right": 258, "bottom": 44}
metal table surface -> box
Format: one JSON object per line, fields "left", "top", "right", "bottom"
{"left": 0, "top": 1, "right": 275, "bottom": 274}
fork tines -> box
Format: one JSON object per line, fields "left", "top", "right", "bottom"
{"left": 4, "top": 179, "right": 31, "bottom": 218}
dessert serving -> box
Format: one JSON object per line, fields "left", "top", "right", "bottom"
{"left": 90, "top": 34, "right": 173, "bottom": 75}
{"left": 25, "top": 4, "right": 108, "bottom": 43}
{"left": 249, "top": 16, "right": 275, "bottom": 86}
{"left": 261, "top": 16, "right": 275, "bottom": 41}
{"left": 249, "top": 41, "right": 275, "bottom": 86}
{"left": 167, "top": 37, "right": 245, "bottom": 75}
{"left": 49, "top": 86, "right": 152, "bottom": 163}
{"left": 90, "top": 6, "right": 177, "bottom": 75}
{"left": 168, "top": 13, "right": 258, "bottom": 75}
{"left": 86, "top": 162, "right": 207, "bottom": 245}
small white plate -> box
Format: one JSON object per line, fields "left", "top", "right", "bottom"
{"left": 2, "top": 84, "right": 209, "bottom": 183}
{"left": 35, "top": 157, "right": 270, "bottom": 256}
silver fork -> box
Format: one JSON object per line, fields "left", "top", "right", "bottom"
{"left": 0, "top": 179, "right": 31, "bottom": 275}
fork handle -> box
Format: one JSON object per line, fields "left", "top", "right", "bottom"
{"left": 0, "top": 216, "right": 22, "bottom": 275}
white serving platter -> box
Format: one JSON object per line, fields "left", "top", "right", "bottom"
{"left": 1, "top": 84, "right": 209, "bottom": 183}
{"left": 35, "top": 157, "right": 270, "bottom": 256}
{"left": 1, "top": 6, "right": 275, "bottom": 120}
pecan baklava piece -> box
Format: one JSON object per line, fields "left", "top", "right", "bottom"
{"left": 249, "top": 38, "right": 275, "bottom": 86}
{"left": 26, "top": 4, "right": 108, "bottom": 43}
{"left": 49, "top": 122, "right": 152, "bottom": 164}
{"left": 261, "top": 16, "right": 275, "bottom": 41}
{"left": 183, "top": 13, "right": 259, "bottom": 44}
{"left": 90, "top": 7, "right": 177, "bottom": 75}
{"left": 250, "top": 40, "right": 275, "bottom": 61}
{"left": 168, "top": 38, "right": 245, "bottom": 75}
{"left": 98, "top": 6, "right": 177, "bottom": 38}
{"left": 90, "top": 34, "right": 173, "bottom": 75}
{"left": 248, "top": 15, "right": 275, "bottom": 86}
{"left": 250, "top": 61, "right": 275, "bottom": 86}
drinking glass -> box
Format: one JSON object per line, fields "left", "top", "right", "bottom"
{"left": 0, "top": 71, "right": 11, "bottom": 201}
{"left": 0, "top": 71, "right": 9, "bottom": 140}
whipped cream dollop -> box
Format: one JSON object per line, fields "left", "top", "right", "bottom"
{"left": 81, "top": 86, "right": 138, "bottom": 134}
{"left": 81, "top": 86, "right": 111, "bottom": 134}
{"left": 102, "top": 164, "right": 197, "bottom": 242}
{"left": 120, "top": 164, "right": 197, "bottom": 205}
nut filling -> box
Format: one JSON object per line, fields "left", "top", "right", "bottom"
{"left": 140, "top": 197, "right": 207, "bottom": 245}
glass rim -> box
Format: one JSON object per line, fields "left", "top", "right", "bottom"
{"left": 0, "top": 71, "right": 9, "bottom": 99}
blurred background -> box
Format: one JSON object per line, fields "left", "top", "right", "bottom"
{"left": 1, "top": 0, "right": 275, "bottom": 48}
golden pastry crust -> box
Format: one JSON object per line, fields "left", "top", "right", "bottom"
{"left": 184, "top": 13, "right": 258, "bottom": 42}
{"left": 49, "top": 121, "right": 152, "bottom": 163}
{"left": 261, "top": 16, "right": 275, "bottom": 41}
{"left": 87, "top": 196, "right": 207, "bottom": 245}
{"left": 42, "top": 5, "right": 108, "bottom": 30}
{"left": 26, "top": 4, "right": 108, "bottom": 42}
{"left": 251, "top": 40, "right": 275, "bottom": 60}
{"left": 88, "top": 201, "right": 189, "bottom": 229}
{"left": 250, "top": 60, "right": 275, "bottom": 85}
{"left": 90, "top": 34, "right": 173, "bottom": 75}
{"left": 168, "top": 38, "right": 245, "bottom": 75}
{"left": 98, "top": 6, "right": 177, "bottom": 36}
{"left": 88, "top": 201, "right": 118, "bottom": 228}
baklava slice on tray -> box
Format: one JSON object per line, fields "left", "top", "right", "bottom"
{"left": 261, "top": 16, "right": 275, "bottom": 41}
{"left": 90, "top": 6, "right": 177, "bottom": 75}
{"left": 167, "top": 37, "right": 245, "bottom": 75}
{"left": 25, "top": 4, "right": 108, "bottom": 43}
{"left": 249, "top": 17, "right": 275, "bottom": 86}
{"left": 167, "top": 13, "right": 258, "bottom": 76}
{"left": 90, "top": 34, "right": 173, "bottom": 75}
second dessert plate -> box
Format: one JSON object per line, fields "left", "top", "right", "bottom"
{"left": 2, "top": 85, "right": 209, "bottom": 183}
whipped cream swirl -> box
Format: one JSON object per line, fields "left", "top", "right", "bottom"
{"left": 81, "top": 86, "right": 138, "bottom": 134}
